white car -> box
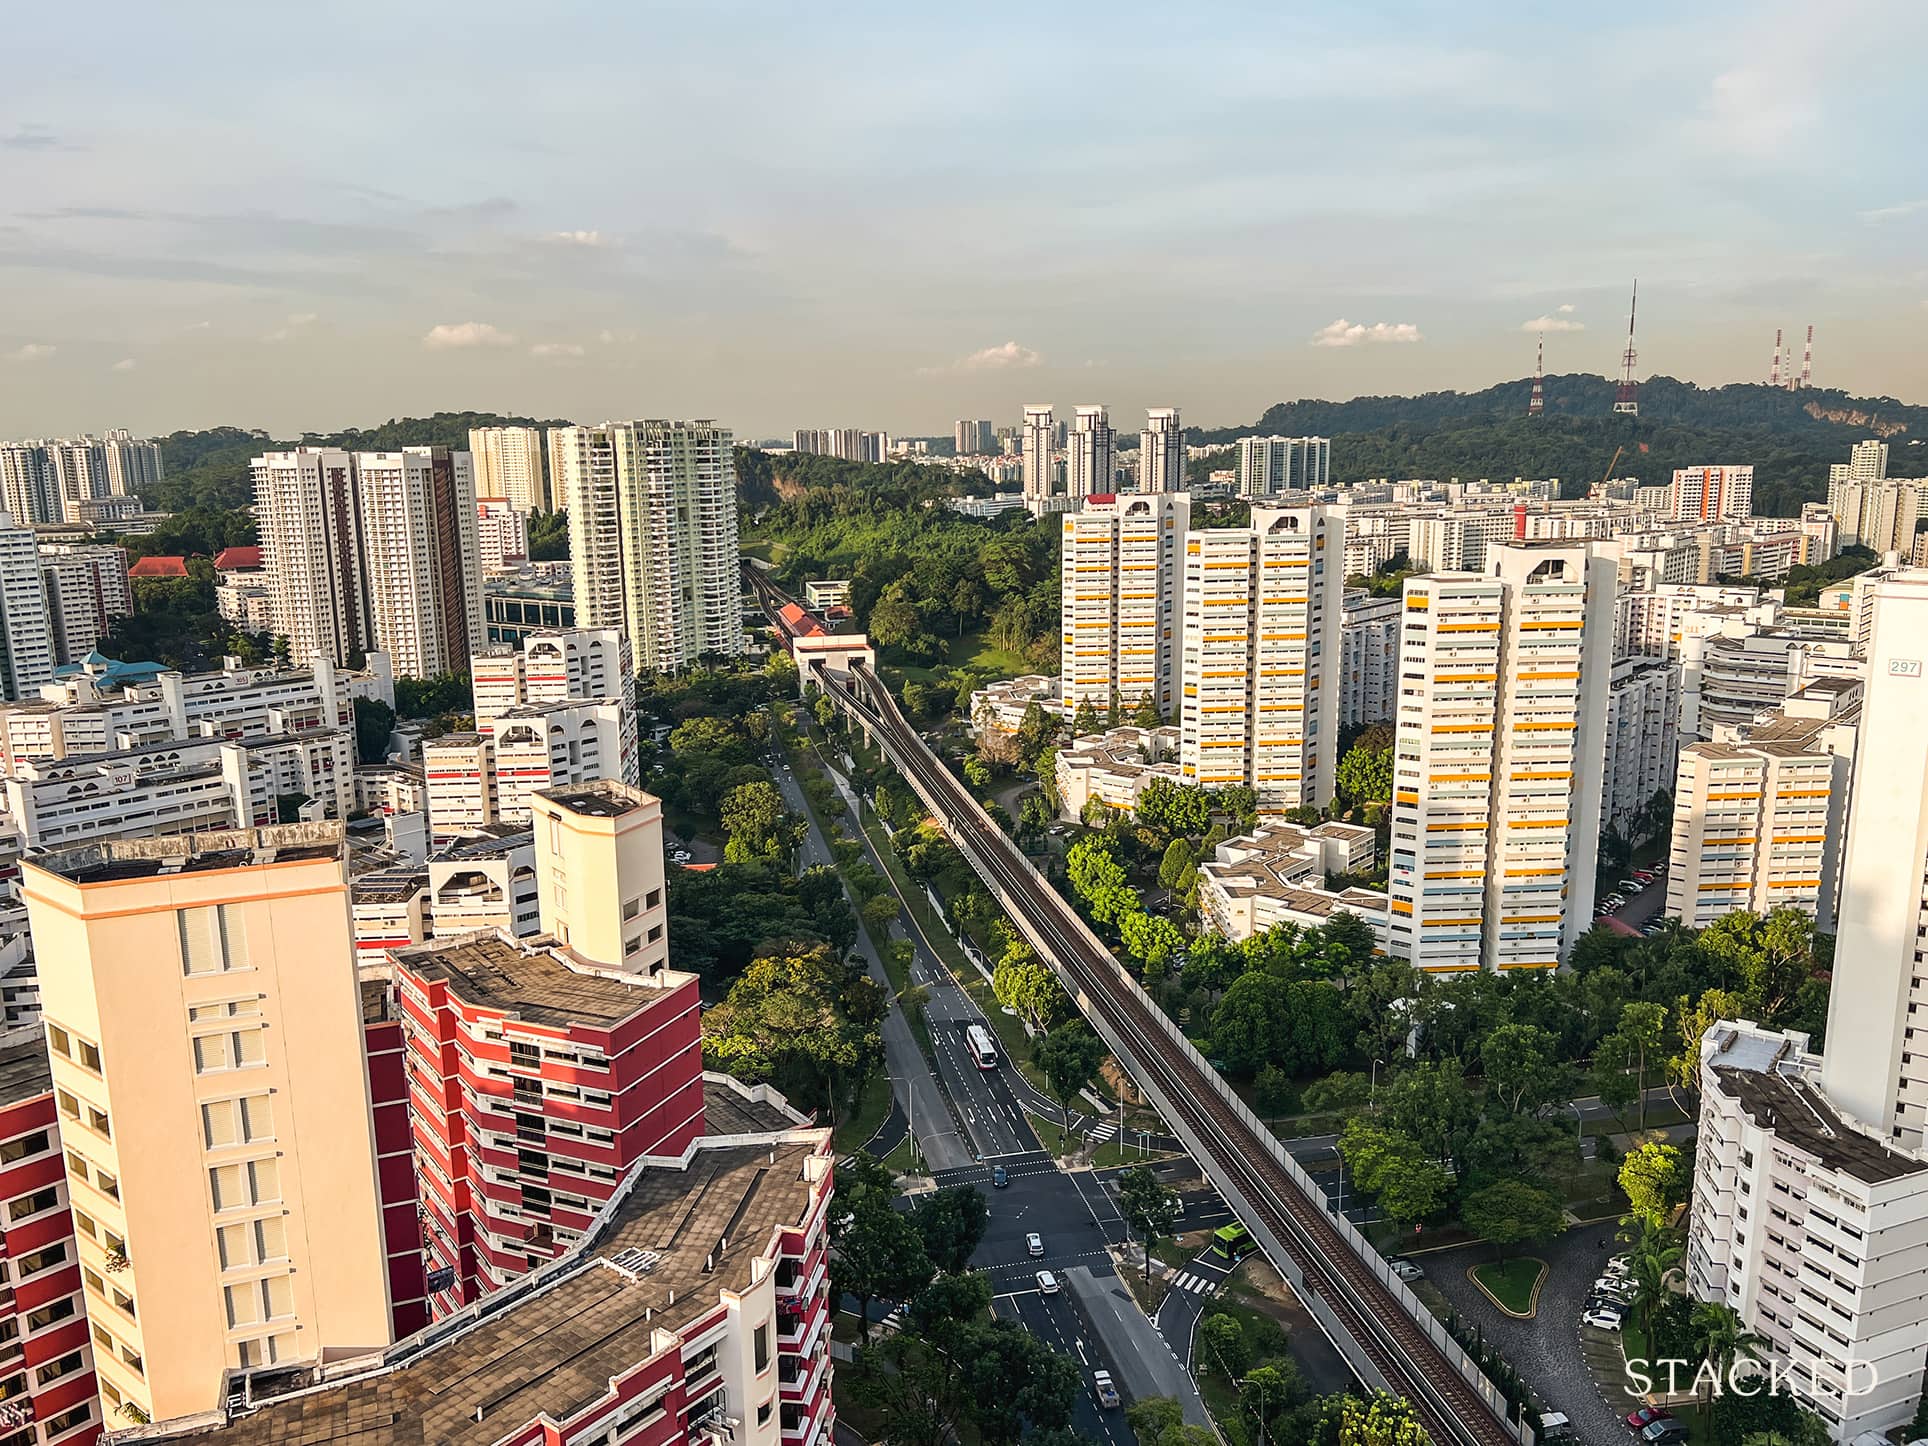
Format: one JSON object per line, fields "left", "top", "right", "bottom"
{"left": 1582, "top": 1305, "right": 1625, "bottom": 1330}
{"left": 1092, "top": 1370, "right": 1120, "bottom": 1409}
{"left": 1603, "top": 1257, "right": 1631, "bottom": 1278}
{"left": 1389, "top": 1259, "right": 1424, "bottom": 1282}
{"left": 1036, "top": 1270, "right": 1060, "bottom": 1295}
{"left": 1592, "top": 1275, "right": 1633, "bottom": 1297}
{"left": 1027, "top": 1232, "right": 1044, "bottom": 1257}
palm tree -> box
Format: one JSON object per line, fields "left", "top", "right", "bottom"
{"left": 1690, "top": 1301, "right": 1765, "bottom": 1410}
{"left": 1618, "top": 1216, "right": 1683, "bottom": 1348}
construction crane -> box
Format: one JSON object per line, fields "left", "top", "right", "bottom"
{"left": 1590, "top": 444, "right": 1625, "bottom": 500}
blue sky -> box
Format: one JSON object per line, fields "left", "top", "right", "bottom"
{"left": 2, "top": 0, "right": 1925, "bottom": 438}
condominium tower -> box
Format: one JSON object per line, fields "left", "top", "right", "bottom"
{"left": 356, "top": 447, "right": 484, "bottom": 679}
{"left": 251, "top": 448, "right": 371, "bottom": 666}
{"left": 1137, "top": 408, "right": 1183, "bottom": 494}
{"left": 102, "top": 430, "right": 163, "bottom": 498}
{"left": 1022, "top": 406, "right": 1056, "bottom": 500}
{"left": 551, "top": 421, "right": 744, "bottom": 671}
{"left": 1668, "top": 465, "right": 1754, "bottom": 522}
{"left": 19, "top": 824, "right": 393, "bottom": 1425}
{"left": 468, "top": 425, "right": 548, "bottom": 511}
{"left": 1387, "top": 542, "right": 1614, "bottom": 971}
{"left": 1235, "top": 436, "right": 1331, "bottom": 499}
{"left": 1065, "top": 405, "right": 1114, "bottom": 499}
{"left": 0, "top": 518, "right": 55, "bottom": 701}
{"left": 1179, "top": 504, "right": 1346, "bottom": 813}
{"left": 1060, "top": 493, "right": 1191, "bottom": 724}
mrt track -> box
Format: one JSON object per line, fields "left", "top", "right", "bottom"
{"left": 817, "top": 662, "right": 1516, "bottom": 1446}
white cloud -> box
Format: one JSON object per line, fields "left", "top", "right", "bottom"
{"left": 1860, "top": 199, "right": 1928, "bottom": 224}
{"left": 286, "top": 311, "right": 318, "bottom": 326}
{"left": 422, "top": 321, "right": 515, "bottom": 350}
{"left": 545, "top": 229, "right": 605, "bottom": 246}
{"left": 1310, "top": 319, "right": 1422, "bottom": 348}
{"left": 185, "top": 319, "right": 211, "bottom": 331}
{"left": 7, "top": 343, "right": 54, "bottom": 363}
{"left": 111, "top": 358, "right": 137, "bottom": 372}
{"left": 1522, "top": 314, "right": 1586, "bottom": 333}
{"left": 264, "top": 312, "right": 318, "bottom": 342}
{"left": 530, "top": 341, "right": 585, "bottom": 359}
{"left": 957, "top": 341, "right": 1042, "bottom": 371}
{"left": 1557, "top": 303, "right": 1575, "bottom": 313}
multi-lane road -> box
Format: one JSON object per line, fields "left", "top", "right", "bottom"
{"left": 819, "top": 660, "right": 1519, "bottom": 1446}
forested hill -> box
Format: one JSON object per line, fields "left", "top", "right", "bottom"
{"left": 1187, "top": 376, "right": 1928, "bottom": 515}
{"left": 148, "top": 411, "right": 565, "bottom": 512}
{"left": 1194, "top": 375, "right": 1928, "bottom": 444}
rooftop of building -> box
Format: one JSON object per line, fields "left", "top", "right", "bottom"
{"left": 1058, "top": 725, "right": 1181, "bottom": 773}
{"left": 429, "top": 827, "right": 533, "bottom": 862}
{"left": 0, "top": 1033, "right": 51, "bottom": 1104}
{"left": 358, "top": 976, "right": 395, "bottom": 1025}
{"left": 127, "top": 555, "right": 189, "bottom": 578}
{"left": 393, "top": 933, "right": 685, "bottom": 1030}
{"left": 29, "top": 823, "right": 346, "bottom": 886}
{"left": 212, "top": 546, "right": 262, "bottom": 571}
{"left": 535, "top": 780, "right": 655, "bottom": 820}
{"left": 351, "top": 869, "right": 428, "bottom": 906}
{"left": 137, "top": 1135, "right": 830, "bottom": 1446}
{"left": 700, "top": 1073, "right": 807, "bottom": 1135}
{"left": 1706, "top": 1024, "right": 1928, "bottom": 1187}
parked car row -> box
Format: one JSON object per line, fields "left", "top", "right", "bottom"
{"left": 1599, "top": 863, "right": 1667, "bottom": 917}
{"left": 1626, "top": 1406, "right": 1687, "bottom": 1442}
{"left": 1581, "top": 1254, "right": 1635, "bottom": 1330}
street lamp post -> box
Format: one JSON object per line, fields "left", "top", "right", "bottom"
{"left": 1370, "top": 1057, "right": 1385, "bottom": 1106}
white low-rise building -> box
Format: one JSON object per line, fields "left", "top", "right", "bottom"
{"left": 1054, "top": 724, "right": 1181, "bottom": 820}
{"left": 1688, "top": 1020, "right": 1928, "bottom": 1442}
{"left": 1196, "top": 820, "right": 1388, "bottom": 950}
{"left": 968, "top": 674, "right": 1058, "bottom": 736}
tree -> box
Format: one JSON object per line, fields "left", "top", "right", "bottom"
{"left": 1128, "top": 1398, "right": 1219, "bottom": 1446}
{"left": 1459, "top": 1179, "right": 1564, "bottom": 1264}
{"left": 1376, "top": 1158, "right": 1452, "bottom": 1233}
{"left": 1241, "top": 1364, "right": 1296, "bottom": 1446}
{"left": 966, "top": 1323, "right": 1084, "bottom": 1445}
{"left": 1117, "top": 1165, "right": 1182, "bottom": 1284}
{"left": 1596, "top": 1000, "right": 1668, "bottom": 1132}
{"left": 861, "top": 893, "right": 900, "bottom": 941}
{"left": 1336, "top": 741, "right": 1394, "bottom": 808}
{"left": 911, "top": 1186, "right": 990, "bottom": 1275}
{"left": 1699, "top": 908, "right": 1821, "bottom": 1021}
{"left": 1689, "top": 1300, "right": 1765, "bottom": 1413}
{"left": 701, "top": 945, "right": 880, "bottom": 1118}
{"left": 1036, "top": 1024, "right": 1107, "bottom": 1151}
{"left": 1672, "top": 987, "right": 1746, "bottom": 1090}
{"left": 1212, "top": 972, "right": 1291, "bottom": 1076}
{"left": 352, "top": 696, "right": 396, "bottom": 766}
{"left": 1618, "top": 1216, "right": 1683, "bottom": 1346}
{"left": 1138, "top": 777, "right": 1213, "bottom": 836}
{"left": 1133, "top": 693, "right": 1163, "bottom": 728}
{"left": 1302, "top": 1071, "right": 1372, "bottom": 1115}
{"left": 1158, "top": 838, "right": 1196, "bottom": 894}
{"left": 1479, "top": 1023, "right": 1569, "bottom": 1116}
{"left": 720, "top": 779, "right": 790, "bottom": 863}
{"left": 1198, "top": 1312, "right": 1250, "bottom": 1378}
{"left": 833, "top": 1193, "right": 933, "bottom": 1344}
{"left": 992, "top": 946, "right": 1069, "bottom": 1036}
{"left": 1331, "top": 1391, "right": 1433, "bottom": 1446}
{"left": 908, "top": 1268, "right": 992, "bottom": 1334}
{"left": 1120, "top": 910, "right": 1185, "bottom": 977}
{"left": 1619, "top": 1141, "right": 1688, "bottom": 1231}
{"left": 1072, "top": 696, "right": 1103, "bottom": 736}
{"left": 962, "top": 754, "right": 993, "bottom": 788}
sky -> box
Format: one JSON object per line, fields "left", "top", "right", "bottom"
{"left": 2, "top": 0, "right": 1926, "bottom": 441}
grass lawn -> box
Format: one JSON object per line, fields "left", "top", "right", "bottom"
{"left": 1470, "top": 1257, "right": 1546, "bottom": 1316}
{"left": 833, "top": 1070, "right": 892, "bottom": 1154}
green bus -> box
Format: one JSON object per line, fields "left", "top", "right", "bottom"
{"left": 1211, "top": 1223, "right": 1256, "bottom": 1261}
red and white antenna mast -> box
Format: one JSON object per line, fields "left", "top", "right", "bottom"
{"left": 1612, "top": 279, "right": 1639, "bottom": 415}
{"left": 1528, "top": 334, "right": 1544, "bottom": 416}
{"left": 1799, "top": 324, "right": 1813, "bottom": 389}
{"left": 1768, "top": 328, "right": 1782, "bottom": 388}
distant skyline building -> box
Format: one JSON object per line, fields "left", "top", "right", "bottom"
{"left": 0, "top": 517, "right": 57, "bottom": 701}
{"left": 1022, "top": 405, "right": 1055, "bottom": 500}
{"left": 1234, "top": 435, "right": 1330, "bottom": 499}
{"left": 954, "top": 418, "right": 995, "bottom": 455}
{"left": 0, "top": 442, "right": 57, "bottom": 524}
{"left": 1137, "top": 407, "right": 1183, "bottom": 494}
{"left": 1667, "top": 465, "right": 1754, "bottom": 522}
{"left": 1064, "top": 405, "right": 1115, "bottom": 499}
{"left": 467, "top": 424, "right": 548, "bottom": 511}
{"left": 43, "top": 437, "right": 108, "bottom": 523}
{"left": 102, "top": 429, "right": 163, "bottom": 498}
{"left": 552, "top": 420, "right": 744, "bottom": 672}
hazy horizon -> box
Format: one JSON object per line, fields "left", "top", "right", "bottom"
{"left": 4, "top": 1, "right": 1926, "bottom": 440}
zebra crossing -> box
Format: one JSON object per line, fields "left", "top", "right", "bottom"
{"left": 1168, "top": 1269, "right": 1217, "bottom": 1295}
{"left": 1087, "top": 1120, "right": 1118, "bottom": 1144}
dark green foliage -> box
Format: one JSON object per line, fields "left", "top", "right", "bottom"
{"left": 102, "top": 557, "right": 274, "bottom": 672}
{"left": 353, "top": 697, "right": 397, "bottom": 765}
{"left": 394, "top": 673, "right": 470, "bottom": 720}
{"left": 667, "top": 861, "right": 856, "bottom": 981}
{"left": 526, "top": 509, "right": 568, "bottom": 561}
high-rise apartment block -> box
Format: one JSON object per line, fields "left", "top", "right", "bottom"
{"left": 1827, "top": 438, "right": 1889, "bottom": 489}
{"left": 1137, "top": 408, "right": 1183, "bottom": 494}
{"left": 1666, "top": 678, "right": 1859, "bottom": 930}
{"left": 1064, "top": 406, "right": 1115, "bottom": 499}
{"left": 475, "top": 497, "right": 530, "bottom": 572}
{"left": 1387, "top": 543, "right": 1614, "bottom": 971}
{"left": 20, "top": 824, "right": 394, "bottom": 1425}
{"left": 1668, "top": 465, "right": 1754, "bottom": 522}
{"left": 1021, "top": 406, "right": 1056, "bottom": 501}
{"left": 1829, "top": 471, "right": 1920, "bottom": 555}
{"left": 1602, "top": 655, "right": 1679, "bottom": 839}
{"left": 552, "top": 421, "right": 743, "bottom": 672}
{"left": 0, "top": 521, "right": 55, "bottom": 703}
{"left": 470, "top": 628, "right": 628, "bottom": 735}
{"left": 39, "top": 544, "right": 132, "bottom": 666}
{"left": 356, "top": 447, "right": 484, "bottom": 680}
{"left": 954, "top": 419, "right": 994, "bottom": 455}
{"left": 42, "top": 441, "right": 107, "bottom": 526}
{"left": 100, "top": 431, "right": 162, "bottom": 499}
{"left": 1234, "top": 436, "right": 1330, "bottom": 500}
{"left": 1338, "top": 589, "right": 1401, "bottom": 727}
{"left": 0, "top": 1029, "right": 103, "bottom": 1442}
{"left": 1060, "top": 494, "right": 1190, "bottom": 723}
{"left": 467, "top": 425, "right": 548, "bottom": 512}
{"left": 251, "top": 448, "right": 370, "bottom": 667}
{"left": 0, "top": 444, "right": 57, "bottom": 527}
{"left": 1179, "top": 505, "right": 1346, "bottom": 813}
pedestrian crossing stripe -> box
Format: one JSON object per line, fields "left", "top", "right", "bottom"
{"left": 1089, "top": 1122, "right": 1118, "bottom": 1142}
{"left": 1171, "top": 1272, "right": 1215, "bottom": 1294}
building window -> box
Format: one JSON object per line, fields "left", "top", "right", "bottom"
{"left": 0, "top": 1130, "right": 49, "bottom": 1166}
{"left": 755, "top": 1320, "right": 772, "bottom": 1373}
{"left": 210, "top": 1158, "right": 281, "bottom": 1211}
{"left": 16, "top": 1243, "right": 67, "bottom": 1278}
{"left": 24, "top": 1296, "right": 75, "bottom": 1333}
{"left": 7, "top": 1186, "right": 59, "bottom": 1224}
{"left": 180, "top": 904, "right": 250, "bottom": 975}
